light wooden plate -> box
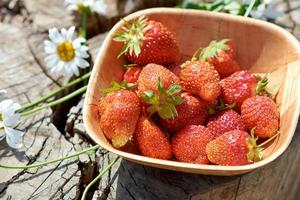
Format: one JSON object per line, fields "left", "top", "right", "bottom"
{"left": 83, "top": 8, "right": 300, "bottom": 176}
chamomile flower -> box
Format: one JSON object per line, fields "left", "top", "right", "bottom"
{"left": 0, "top": 99, "right": 23, "bottom": 149}
{"left": 44, "top": 26, "right": 89, "bottom": 77}
{"left": 65, "top": 0, "right": 108, "bottom": 15}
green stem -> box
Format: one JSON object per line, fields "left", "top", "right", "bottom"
{"left": 17, "top": 72, "right": 91, "bottom": 113}
{"left": 244, "top": 0, "right": 256, "bottom": 17}
{"left": 81, "top": 156, "right": 120, "bottom": 200}
{"left": 20, "top": 85, "right": 87, "bottom": 117}
{"left": 80, "top": 9, "right": 88, "bottom": 39}
{"left": 0, "top": 145, "right": 100, "bottom": 169}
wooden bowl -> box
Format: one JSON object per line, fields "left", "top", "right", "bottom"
{"left": 83, "top": 8, "right": 300, "bottom": 176}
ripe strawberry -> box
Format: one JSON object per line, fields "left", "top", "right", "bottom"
{"left": 123, "top": 66, "right": 142, "bottom": 84}
{"left": 200, "top": 39, "right": 240, "bottom": 78}
{"left": 137, "top": 63, "right": 180, "bottom": 95}
{"left": 171, "top": 125, "right": 214, "bottom": 164}
{"left": 114, "top": 16, "right": 180, "bottom": 65}
{"left": 159, "top": 92, "right": 209, "bottom": 134}
{"left": 206, "top": 130, "right": 261, "bottom": 166}
{"left": 207, "top": 110, "right": 246, "bottom": 138}
{"left": 98, "top": 90, "right": 141, "bottom": 148}
{"left": 179, "top": 61, "right": 221, "bottom": 101}
{"left": 138, "top": 64, "right": 183, "bottom": 119}
{"left": 241, "top": 96, "right": 279, "bottom": 138}
{"left": 220, "top": 70, "right": 258, "bottom": 110}
{"left": 134, "top": 116, "right": 172, "bottom": 160}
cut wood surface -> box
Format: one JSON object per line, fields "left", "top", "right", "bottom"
{"left": 0, "top": 0, "right": 299, "bottom": 199}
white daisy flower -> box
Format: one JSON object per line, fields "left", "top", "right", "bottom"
{"left": 65, "top": 0, "right": 108, "bottom": 15}
{"left": 44, "top": 26, "right": 90, "bottom": 77}
{"left": 0, "top": 99, "right": 23, "bottom": 149}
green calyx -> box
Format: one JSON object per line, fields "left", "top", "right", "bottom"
{"left": 199, "top": 38, "right": 230, "bottom": 61}
{"left": 208, "top": 99, "right": 235, "bottom": 115}
{"left": 114, "top": 16, "right": 149, "bottom": 58}
{"left": 101, "top": 80, "right": 136, "bottom": 94}
{"left": 142, "top": 77, "right": 183, "bottom": 119}
{"left": 247, "top": 128, "right": 262, "bottom": 163}
{"left": 255, "top": 75, "right": 269, "bottom": 95}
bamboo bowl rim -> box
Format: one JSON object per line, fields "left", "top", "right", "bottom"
{"left": 83, "top": 8, "right": 300, "bottom": 174}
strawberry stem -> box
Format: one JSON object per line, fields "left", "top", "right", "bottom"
{"left": 257, "top": 131, "right": 280, "bottom": 148}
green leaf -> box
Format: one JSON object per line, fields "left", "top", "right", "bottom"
{"left": 143, "top": 78, "right": 183, "bottom": 119}
{"left": 157, "top": 77, "right": 164, "bottom": 92}
{"left": 200, "top": 38, "right": 231, "bottom": 61}
{"left": 166, "top": 84, "right": 182, "bottom": 95}
{"left": 101, "top": 80, "right": 134, "bottom": 94}
{"left": 114, "top": 16, "right": 148, "bottom": 57}
{"left": 158, "top": 104, "right": 177, "bottom": 119}
{"left": 147, "top": 105, "right": 158, "bottom": 116}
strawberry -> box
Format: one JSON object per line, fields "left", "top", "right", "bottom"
{"left": 137, "top": 63, "right": 180, "bottom": 95}
{"left": 114, "top": 16, "right": 180, "bottom": 65}
{"left": 206, "top": 130, "right": 261, "bottom": 166}
{"left": 159, "top": 92, "right": 209, "bottom": 134}
{"left": 98, "top": 90, "right": 141, "bottom": 148}
{"left": 123, "top": 66, "right": 142, "bottom": 84}
{"left": 134, "top": 116, "right": 172, "bottom": 160}
{"left": 171, "top": 125, "right": 214, "bottom": 164}
{"left": 220, "top": 70, "right": 258, "bottom": 110}
{"left": 138, "top": 64, "right": 184, "bottom": 119}
{"left": 200, "top": 39, "right": 240, "bottom": 78}
{"left": 241, "top": 96, "right": 279, "bottom": 138}
{"left": 207, "top": 110, "right": 246, "bottom": 138}
{"left": 179, "top": 61, "right": 221, "bottom": 101}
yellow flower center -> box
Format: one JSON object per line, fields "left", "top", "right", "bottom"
{"left": 0, "top": 113, "right": 3, "bottom": 121}
{"left": 56, "top": 41, "right": 75, "bottom": 62}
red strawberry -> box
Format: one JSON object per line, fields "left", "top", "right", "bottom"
{"left": 138, "top": 64, "right": 183, "bottom": 119}
{"left": 200, "top": 39, "right": 240, "bottom": 78}
{"left": 123, "top": 66, "right": 142, "bottom": 84}
{"left": 207, "top": 110, "right": 246, "bottom": 138}
{"left": 179, "top": 61, "right": 221, "bottom": 101}
{"left": 241, "top": 96, "right": 279, "bottom": 138}
{"left": 134, "top": 116, "right": 172, "bottom": 160}
{"left": 206, "top": 130, "right": 261, "bottom": 166}
{"left": 159, "top": 92, "right": 209, "bottom": 134}
{"left": 221, "top": 70, "right": 258, "bottom": 110}
{"left": 137, "top": 63, "right": 180, "bottom": 95}
{"left": 98, "top": 90, "right": 141, "bottom": 148}
{"left": 114, "top": 16, "right": 180, "bottom": 65}
{"left": 171, "top": 125, "right": 214, "bottom": 164}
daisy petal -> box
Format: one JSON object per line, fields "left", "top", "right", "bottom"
{"left": 75, "top": 57, "right": 89, "bottom": 68}
{"left": 0, "top": 99, "right": 14, "bottom": 113}
{"left": 49, "top": 28, "right": 64, "bottom": 43}
{"left": 71, "top": 63, "right": 80, "bottom": 76}
{"left": 76, "top": 49, "right": 89, "bottom": 58}
{"left": 67, "top": 26, "right": 76, "bottom": 41}
{"left": 4, "top": 113, "right": 20, "bottom": 127}
{"left": 45, "top": 54, "right": 60, "bottom": 69}
{"left": 61, "top": 28, "right": 68, "bottom": 40}
{"left": 5, "top": 127, "right": 23, "bottom": 149}
{"left": 73, "top": 38, "right": 86, "bottom": 48}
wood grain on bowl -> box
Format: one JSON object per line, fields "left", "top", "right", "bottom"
{"left": 83, "top": 8, "right": 300, "bottom": 176}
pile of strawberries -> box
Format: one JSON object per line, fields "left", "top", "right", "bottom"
{"left": 98, "top": 16, "right": 280, "bottom": 166}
